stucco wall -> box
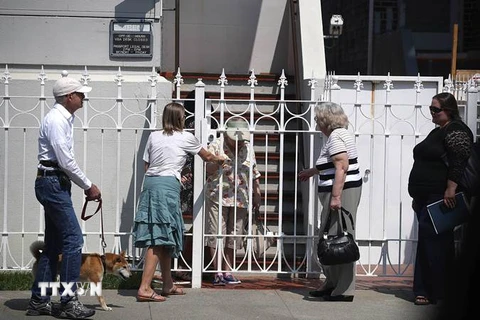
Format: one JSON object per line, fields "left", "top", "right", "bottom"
{"left": 0, "top": 0, "right": 162, "bottom": 70}
{"left": 161, "top": 0, "right": 293, "bottom": 75}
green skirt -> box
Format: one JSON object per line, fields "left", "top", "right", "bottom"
{"left": 133, "top": 175, "right": 184, "bottom": 258}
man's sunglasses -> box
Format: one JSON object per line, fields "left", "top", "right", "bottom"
{"left": 429, "top": 106, "right": 444, "bottom": 114}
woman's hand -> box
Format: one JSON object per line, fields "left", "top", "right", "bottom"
{"left": 444, "top": 179, "right": 458, "bottom": 208}
{"left": 181, "top": 173, "right": 192, "bottom": 185}
{"left": 215, "top": 154, "right": 230, "bottom": 165}
{"left": 443, "top": 189, "right": 456, "bottom": 208}
{"left": 330, "top": 195, "right": 341, "bottom": 210}
{"left": 298, "top": 168, "right": 318, "bottom": 181}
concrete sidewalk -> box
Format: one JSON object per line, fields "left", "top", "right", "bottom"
{"left": 0, "top": 283, "right": 440, "bottom": 320}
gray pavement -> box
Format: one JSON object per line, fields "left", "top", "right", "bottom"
{"left": 0, "top": 287, "right": 440, "bottom": 320}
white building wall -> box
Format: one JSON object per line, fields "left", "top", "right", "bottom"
{"left": 0, "top": 0, "right": 162, "bottom": 70}
{"left": 161, "top": 0, "right": 294, "bottom": 75}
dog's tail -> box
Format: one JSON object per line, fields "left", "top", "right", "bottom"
{"left": 30, "top": 240, "right": 45, "bottom": 261}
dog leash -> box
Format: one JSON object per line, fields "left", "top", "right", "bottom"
{"left": 81, "top": 197, "right": 107, "bottom": 255}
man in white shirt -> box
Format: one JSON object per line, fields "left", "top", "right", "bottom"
{"left": 27, "top": 77, "right": 101, "bottom": 319}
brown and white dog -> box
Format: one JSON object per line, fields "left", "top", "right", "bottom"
{"left": 30, "top": 240, "right": 132, "bottom": 311}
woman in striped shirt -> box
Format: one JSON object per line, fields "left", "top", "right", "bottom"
{"left": 299, "top": 102, "right": 362, "bottom": 302}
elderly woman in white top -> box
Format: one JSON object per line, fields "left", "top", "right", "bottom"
{"left": 299, "top": 102, "right": 362, "bottom": 302}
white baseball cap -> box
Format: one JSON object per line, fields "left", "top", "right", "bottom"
{"left": 53, "top": 77, "right": 92, "bottom": 97}
{"left": 225, "top": 118, "right": 250, "bottom": 141}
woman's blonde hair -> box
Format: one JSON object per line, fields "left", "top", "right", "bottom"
{"left": 314, "top": 102, "right": 348, "bottom": 132}
{"left": 162, "top": 102, "right": 185, "bottom": 135}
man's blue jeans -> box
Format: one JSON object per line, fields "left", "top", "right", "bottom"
{"left": 31, "top": 174, "right": 83, "bottom": 303}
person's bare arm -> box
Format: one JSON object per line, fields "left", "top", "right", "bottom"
{"left": 330, "top": 152, "right": 348, "bottom": 210}
{"left": 206, "top": 162, "right": 220, "bottom": 175}
{"left": 198, "top": 148, "right": 227, "bottom": 164}
{"left": 252, "top": 178, "right": 261, "bottom": 209}
{"left": 298, "top": 168, "right": 318, "bottom": 181}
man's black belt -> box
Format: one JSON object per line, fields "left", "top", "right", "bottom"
{"left": 37, "top": 169, "right": 61, "bottom": 177}
{"left": 37, "top": 169, "right": 70, "bottom": 190}
{"left": 40, "top": 160, "right": 59, "bottom": 168}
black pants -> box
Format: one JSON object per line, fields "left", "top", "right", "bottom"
{"left": 413, "top": 196, "right": 454, "bottom": 303}
{"left": 437, "top": 196, "right": 480, "bottom": 319}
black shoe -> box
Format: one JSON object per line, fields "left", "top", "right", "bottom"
{"left": 323, "top": 295, "right": 354, "bottom": 302}
{"left": 26, "top": 299, "right": 52, "bottom": 316}
{"left": 309, "top": 288, "right": 333, "bottom": 297}
{"left": 52, "top": 296, "right": 95, "bottom": 319}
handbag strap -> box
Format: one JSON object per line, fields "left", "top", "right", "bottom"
{"left": 324, "top": 207, "right": 355, "bottom": 233}
{"left": 253, "top": 208, "right": 271, "bottom": 231}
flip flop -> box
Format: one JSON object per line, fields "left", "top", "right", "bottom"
{"left": 161, "top": 286, "right": 186, "bottom": 297}
{"left": 137, "top": 292, "right": 166, "bottom": 302}
{"left": 414, "top": 296, "right": 430, "bottom": 305}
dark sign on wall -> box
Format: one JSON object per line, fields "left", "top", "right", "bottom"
{"left": 110, "top": 21, "right": 152, "bottom": 58}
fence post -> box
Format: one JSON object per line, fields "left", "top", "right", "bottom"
{"left": 1, "top": 65, "right": 11, "bottom": 269}
{"left": 305, "top": 76, "right": 317, "bottom": 276}
{"left": 191, "top": 79, "right": 206, "bottom": 289}
{"left": 466, "top": 77, "right": 479, "bottom": 138}
{"left": 148, "top": 67, "right": 159, "bottom": 129}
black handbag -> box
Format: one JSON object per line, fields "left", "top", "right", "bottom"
{"left": 317, "top": 207, "right": 360, "bottom": 265}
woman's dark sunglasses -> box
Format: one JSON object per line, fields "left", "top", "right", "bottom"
{"left": 429, "top": 106, "right": 443, "bottom": 114}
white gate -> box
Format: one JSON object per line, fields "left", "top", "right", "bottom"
{"left": 1, "top": 66, "right": 479, "bottom": 289}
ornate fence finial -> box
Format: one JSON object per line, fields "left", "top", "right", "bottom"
{"left": 384, "top": 72, "right": 393, "bottom": 91}
{"left": 81, "top": 66, "right": 91, "bottom": 86}
{"left": 468, "top": 73, "right": 480, "bottom": 93}
{"left": 331, "top": 75, "right": 340, "bottom": 90}
{"left": 247, "top": 69, "right": 257, "bottom": 87}
{"left": 474, "top": 73, "right": 480, "bottom": 89}
{"left": 414, "top": 73, "right": 423, "bottom": 93}
{"left": 278, "top": 69, "right": 288, "bottom": 89}
{"left": 353, "top": 72, "right": 363, "bottom": 105}
{"left": 327, "top": 71, "right": 334, "bottom": 90}
{"left": 443, "top": 74, "right": 453, "bottom": 93}
{"left": 248, "top": 69, "right": 257, "bottom": 102}
{"left": 354, "top": 72, "right": 363, "bottom": 92}
{"left": 277, "top": 69, "right": 288, "bottom": 102}
{"left": 218, "top": 68, "right": 228, "bottom": 87}
{"left": 114, "top": 67, "right": 124, "bottom": 85}
{"left": 148, "top": 66, "right": 158, "bottom": 86}
{"left": 308, "top": 69, "right": 318, "bottom": 89}
{"left": 309, "top": 72, "right": 318, "bottom": 102}
{"left": 2, "top": 65, "right": 11, "bottom": 84}
{"left": 38, "top": 66, "right": 47, "bottom": 85}
{"left": 414, "top": 73, "right": 424, "bottom": 106}
{"left": 173, "top": 67, "right": 184, "bottom": 86}
{"left": 383, "top": 72, "right": 393, "bottom": 105}
{"left": 174, "top": 67, "right": 184, "bottom": 100}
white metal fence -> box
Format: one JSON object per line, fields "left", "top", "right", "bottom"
{"left": 1, "top": 66, "right": 479, "bottom": 289}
